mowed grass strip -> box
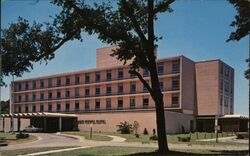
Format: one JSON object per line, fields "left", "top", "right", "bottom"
{"left": 0, "top": 146, "right": 78, "bottom": 156}
{"left": 39, "top": 146, "right": 249, "bottom": 156}
{"left": 0, "top": 132, "right": 37, "bottom": 145}
{"left": 63, "top": 131, "right": 113, "bottom": 141}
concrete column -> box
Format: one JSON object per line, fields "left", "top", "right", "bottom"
{"left": 17, "top": 117, "right": 21, "bottom": 132}
{"left": 43, "top": 118, "right": 47, "bottom": 132}
{"left": 2, "top": 117, "right": 5, "bottom": 132}
{"left": 59, "top": 117, "right": 62, "bottom": 132}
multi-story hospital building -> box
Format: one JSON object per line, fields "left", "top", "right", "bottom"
{"left": 0, "top": 46, "right": 248, "bottom": 134}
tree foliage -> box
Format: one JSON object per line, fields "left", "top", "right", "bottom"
{"left": 0, "top": 100, "right": 9, "bottom": 114}
{"left": 227, "top": 0, "right": 250, "bottom": 79}
{"left": 1, "top": 0, "right": 174, "bottom": 153}
{"left": 117, "top": 121, "right": 133, "bottom": 134}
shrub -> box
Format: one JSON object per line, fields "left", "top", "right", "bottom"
{"left": 135, "top": 134, "right": 140, "bottom": 138}
{"left": 150, "top": 135, "right": 158, "bottom": 140}
{"left": 177, "top": 136, "right": 190, "bottom": 142}
{"left": 143, "top": 128, "right": 149, "bottom": 135}
{"left": 117, "top": 121, "right": 133, "bottom": 134}
{"left": 16, "top": 133, "right": 29, "bottom": 139}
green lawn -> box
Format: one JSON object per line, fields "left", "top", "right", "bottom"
{"left": 0, "top": 147, "right": 78, "bottom": 156}
{"left": 39, "top": 146, "right": 249, "bottom": 156}
{"left": 63, "top": 131, "right": 113, "bottom": 141}
{"left": 0, "top": 132, "right": 37, "bottom": 145}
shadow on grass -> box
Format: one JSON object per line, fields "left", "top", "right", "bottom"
{"left": 127, "top": 150, "right": 249, "bottom": 156}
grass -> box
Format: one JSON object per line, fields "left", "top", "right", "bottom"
{"left": 0, "top": 132, "right": 37, "bottom": 145}
{"left": 0, "top": 146, "right": 78, "bottom": 156}
{"left": 63, "top": 131, "right": 113, "bottom": 141}
{"left": 39, "top": 146, "right": 249, "bottom": 156}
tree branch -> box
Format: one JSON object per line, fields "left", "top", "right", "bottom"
{"left": 121, "top": 0, "right": 148, "bottom": 46}
{"left": 129, "top": 69, "right": 153, "bottom": 94}
{"left": 153, "top": 0, "right": 175, "bottom": 14}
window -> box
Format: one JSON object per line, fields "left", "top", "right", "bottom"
{"left": 172, "top": 61, "right": 180, "bottom": 73}
{"left": 172, "top": 78, "right": 179, "bottom": 90}
{"left": 118, "top": 98, "right": 123, "bottom": 109}
{"left": 32, "top": 93, "right": 36, "bottom": 101}
{"left": 95, "top": 86, "right": 100, "bottom": 96}
{"left": 40, "top": 92, "right": 44, "bottom": 100}
{"left": 57, "top": 78, "right": 61, "bottom": 86}
{"left": 130, "top": 82, "right": 136, "bottom": 93}
{"left": 220, "top": 63, "right": 224, "bottom": 76}
{"left": 18, "top": 106, "right": 22, "bottom": 113}
{"left": 130, "top": 96, "right": 136, "bottom": 109}
{"left": 157, "top": 63, "right": 164, "bottom": 74}
{"left": 171, "top": 94, "right": 179, "bottom": 107}
{"left": 220, "top": 80, "right": 223, "bottom": 91}
{"left": 25, "top": 82, "right": 29, "bottom": 90}
{"left": 32, "top": 104, "right": 36, "bottom": 112}
{"left": 18, "top": 84, "right": 22, "bottom": 91}
{"left": 224, "top": 82, "right": 229, "bottom": 92}
{"left": 85, "top": 87, "right": 90, "bottom": 97}
{"left": 143, "top": 80, "right": 149, "bottom": 92}
{"left": 106, "top": 98, "right": 111, "bottom": 110}
{"left": 66, "top": 77, "right": 70, "bottom": 85}
{"left": 159, "top": 80, "right": 164, "bottom": 90}
{"left": 66, "top": 90, "right": 70, "bottom": 98}
{"left": 225, "top": 67, "right": 229, "bottom": 78}
{"left": 18, "top": 95, "right": 22, "bottom": 102}
{"left": 48, "top": 78, "right": 52, "bottom": 88}
{"left": 85, "top": 74, "right": 90, "bottom": 83}
{"left": 40, "top": 103, "right": 44, "bottom": 112}
{"left": 25, "top": 105, "right": 29, "bottom": 113}
{"left": 118, "top": 68, "right": 123, "bottom": 79}
{"left": 143, "top": 69, "right": 149, "bottom": 76}
{"left": 57, "top": 91, "right": 61, "bottom": 99}
{"left": 48, "top": 103, "right": 52, "bottom": 112}
{"left": 95, "top": 72, "right": 100, "bottom": 82}
{"left": 106, "top": 70, "right": 112, "bottom": 81}
{"left": 106, "top": 85, "right": 112, "bottom": 95}
{"left": 65, "top": 102, "right": 70, "bottom": 112}
{"left": 33, "top": 81, "right": 36, "bottom": 89}
{"left": 130, "top": 72, "right": 136, "bottom": 78}
{"left": 75, "top": 87, "right": 79, "bottom": 98}
{"left": 75, "top": 101, "right": 79, "bottom": 111}
{"left": 95, "top": 100, "right": 100, "bottom": 110}
{"left": 25, "top": 94, "right": 29, "bottom": 102}
{"left": 48, "top": 92, "right": 52, "bottom": 100}
{"left": 118, "top": 83, "right": 123, "bottom": 94}
{"left": 85, "top": 100, "right": 90, "bottom": 111}
{"left": 143, "top": 96, "right": 149, "bottom": 108}
{"left": 75, "top": 75, "right": 80, "bottom": 84}
{"left": 230, "top": 83, "right": 233, "bottom": 94}
{"left": 57, "top": 103, "right": 61, "bottom": 112}
{"left": 40, "top": 80, "right": 44, "bottom": 88}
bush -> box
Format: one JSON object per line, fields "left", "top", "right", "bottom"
{"left": 135, "top": 134, "right": 140, "bottom": 138}
{"left": 117, "top": 121, "right": 133, "bottom": 134}
{"left": 143, "top": 128, "right": 149, "bottom": 135}
{"left": 149, "top": 135, "right": 158, "bottom": 140}
{"left": 16, "top": 133, "right": 29, "bottom": 139}
{"left": 177, "top": 136, "right": 190, "bottom": 142}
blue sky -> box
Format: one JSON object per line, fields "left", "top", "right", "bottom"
{"left": 1, "top": 0, "right": 249, "bottom": 115}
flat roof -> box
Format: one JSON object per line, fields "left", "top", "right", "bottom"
{"left": 0, "top": 112, "right": 77, "bottom": 118}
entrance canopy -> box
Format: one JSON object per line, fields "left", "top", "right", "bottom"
{"left": 0, "top": 112, "right": 77, "bottom": 119}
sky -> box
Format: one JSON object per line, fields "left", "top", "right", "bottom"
{"left": 1, "top": 0, "right": 249, "bottom": 115}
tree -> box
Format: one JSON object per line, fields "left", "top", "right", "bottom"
{"left": 0, "top": 100, "right": 9, "bottom": 114}
{"left": 227, "top": 0, "right": 250, "bottom": 79}
{"left": 117, "top": 121, "right": 133, "bottom": 134}
{"left": 1, "top": 0, "right": 175, "bottom": 153}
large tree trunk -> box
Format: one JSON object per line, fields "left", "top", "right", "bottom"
{"left": 149, "top": 57, "right": 169, "bottom": 153}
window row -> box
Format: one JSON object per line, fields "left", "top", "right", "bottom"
{"left": 15, "top": 61, "right": 180, "bottom": 91}
{"left": 15, "top": 95, "right": 179, "bottom": 113}
{"left": 15, "top": 79, "right": 179, "bottom": 102}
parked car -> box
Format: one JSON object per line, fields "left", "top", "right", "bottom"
{"left": 23, "top": 125, "right": 43, "bottom": 132}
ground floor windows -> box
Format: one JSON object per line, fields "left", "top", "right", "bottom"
{"left": 143, "top": 96, "right": 149, "bottom": 108}
{"left": 171, "top": 94, "right": 179, "bottom": 108}
{"left": 95, "top": 100, "right": 100, "bottom": 110}
{"left": 106, "top": 98, "right": 111, "bottom": 110}
{"left": 130, "top": 96, "right": 136, "bottom": 109}
{"left": 118, "top": 98, "right": 123, "bottom": 109}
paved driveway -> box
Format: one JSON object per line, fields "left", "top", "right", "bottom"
{"left": 0, "top": 133, "right": 83, "bottom": 150}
